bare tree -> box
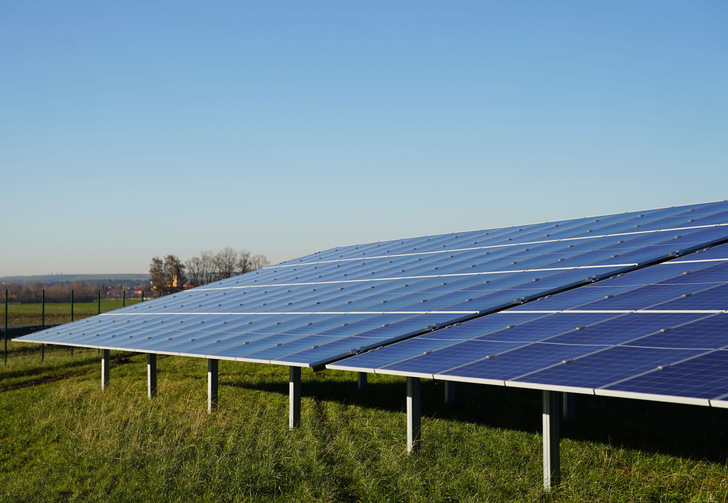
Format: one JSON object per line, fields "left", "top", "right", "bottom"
{"left": 200, "top": 251, "right": 215, "bottom": 285}
{"left": 214, "top": 247, "right": 239, "bottom": 280}
{"left": 236, "top": 250, "right": 270, "bottom": 275}
{"left": 247, "top": 253, "right": 270, "bottom": 272}
{"left": 237, "top": 250, "right": 253, "bottom": 275}
{"left": 186, "top": 255, "right": 204, "bottom": 287}
{"left": 149, "top": 255, "right": 186, "bottom": 296}
{"left": 188, "top": 250, "right": 221, "bottom": 286}
{"left": 185, "top": 248, "right": 269, "bottom": 286}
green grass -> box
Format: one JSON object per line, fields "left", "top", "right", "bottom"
{"left": 1, "top": 299, "right": 142, "bottom": 326}
{"left": 2, "top": 343, "right": 728, "bottom": 502}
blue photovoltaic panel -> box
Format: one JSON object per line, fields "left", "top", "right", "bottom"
{"left": 438, "top": 342, "right": 612, "bottom": 382}
{"left": 622, "top": 314, "right": 728, "bottom": 349}
{"left": 572, "top": 284, "right": 694, "bottom": 311}
{"left": 604, "top": 350, "right": 728, "bottom": 400}
{"left": 473, "top": 313, "right": 620, "bottom": 342}
{"left": 513, "top": 342, "right": 708, "bottom": 389}
{"left": 543, "top": 313, "right": 708, "bottom": 346}
{"left": 416, "top": 312, "right": 548, "bottom": 340}
{"left": 514, "top": 346, "right": 706, "bottom": 389}
{"left": 338, "top": 311, "right": 620, "bottom": 376}
{"left": 330, "top": 239, "right": 728, "bottom": 405}
{"left": 330, "top": 336, "right": 463, "bottom": 373}
{"left": 651, "top": 284, "right": 728, "bottom": 311}
{"left": 16, "top": 201, "right": 728, "bottom": 370}
{"left": 670, "top": 243, "right": 728, "bottom": 262}
{"left": 378, "top": 340, "right": 528, "bottom": 376}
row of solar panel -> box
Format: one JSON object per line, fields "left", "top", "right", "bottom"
{"left": 118, "top": 224, "right": 728, "bottom": 317}
{"left": 329, "top": 244, "right": 728, "bottom": 405}
{"left": 283, "top": 201, "right": 727, "bottom": 264}
{"left": 218, "top": 215, "right": 728, "bottom": 289}
{"left": 17, "top": 201, "right": 728, "bottom": 380}
{"left": 35, "top": 254, "right": 723, "bottom": 366}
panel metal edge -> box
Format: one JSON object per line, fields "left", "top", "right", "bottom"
{"left": 594, "top": 388, "right": 711, "bottom": 406}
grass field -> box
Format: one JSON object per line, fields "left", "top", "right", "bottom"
{"left": 0, "top": 299, "right": 143, "bottom": 326}
{"left": 2, "top": 341, "right": 728, "bottom": 502}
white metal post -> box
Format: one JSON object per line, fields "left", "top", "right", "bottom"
{"left": 147, "top": 354, "right": 157, "bottom": 399}
{"left": 208, "top": 359, "right": 218, "bottom": 413}
{"left": 407, "top": 377, "right": 421, "bottom": 453}
{"left": 543, "top": 390, "right": 561, "bottom": 490}
{"left": 101, "top": 349, "right": 110, "bottom": 390}
{"left": 289, "top": 366, "right": 301, "bottom": 430}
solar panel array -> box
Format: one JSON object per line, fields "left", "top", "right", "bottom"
{"left": 330, "top": 242, "right": 728, "bottom": 407}
{"left": 16, "top": 201, "right": 728, "bottom": 383}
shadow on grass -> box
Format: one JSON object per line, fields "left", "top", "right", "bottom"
{"left": 0, "top": 346, "right": 136, "bottom": 391}
{"left": 9, "top": 347, "right": 727, "bottom": 465}
{"left": 230, "top": 375, "right": 728, "bottom": 464}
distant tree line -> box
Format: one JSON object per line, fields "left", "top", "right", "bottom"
{"left": 149, "top": 247, "right": 269, "bottom": 296}
{"left": 1, "top": 280, "right": 152, "bottom": 304}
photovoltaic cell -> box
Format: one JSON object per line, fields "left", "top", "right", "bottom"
{"left": 437, "top": 342, "right": 609, "bottom": 382}
{"left": 604, "top": 350, "right": 728, "bottom": 400}
{"left": 651, "top": 284, "right": 728, "bottom": 311}
{"left": 380, "top": 340, "right": 527, "bottom": 376}
{"left": 543, "top": 313, "right": 708, "bottom": 346}
{"left": 622, "top": 314, "right": 728, "bottom": 349}
{"left": 513, "top": 346, "right": 705, "bottom": 389}
{"left": 574, "top": 284, "right": 692, "bottom": 310}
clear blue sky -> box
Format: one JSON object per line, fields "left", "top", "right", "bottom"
{"left": 2, "top": 1, "right": 726, "bottom": 277}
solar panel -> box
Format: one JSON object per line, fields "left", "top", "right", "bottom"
{"left": 16, "top": 201, "right": 728, "bottom": 372}
{"left": 329, "top": 240, "right": 728, "bottom": 406}
{"left": 605, "top": 349, "right": 728, "bottom": 403}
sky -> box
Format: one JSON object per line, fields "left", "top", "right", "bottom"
{"left": 1, "top": 1, "right": 727, "bottom": 277}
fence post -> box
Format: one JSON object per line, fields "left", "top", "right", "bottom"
{"left": 141, "top": 291, "right": 144, "bottom": 303}
{"left": 4, "top": 289, "right": 7, "bottom": 366}
{"left": 97, "top": 290, "right": 102, "bottom": 355}
{"left": 70, "top": 290, "right": 74, "bottom": 357}
{"left": 123, "top": 290, "right": 126, "bottom": 308}
{"left": 41, "top": 289, "right": 45, "bottom": 362}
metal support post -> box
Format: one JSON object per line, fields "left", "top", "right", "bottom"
{"left": 97, "top": 291, "right": 101, "bottom": 315}
{"left": 208, "top": 359, "right": 218, "bottom": 413}
{"left": 444, "top": 381, "right": 456, "bottom": 407}
{"left": 562, "top": 392, "right": 575, "bottom": 420}
{"left": 101, "top": 349, "right": 110, "bottom": 390}
{"left": 289, "top": 366, "right": 301, "bottom": 430}
{"left": 543, "top": 391, "right": 561, "bottom": 490}
{"left": 358, "top": 372, "right": 368, "bottom": 391}
{"left": 407, "top": 377, "right": 421, "bottom": 453}
{"left": 147, "top": 354, "right": 157, "bottom": 399}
